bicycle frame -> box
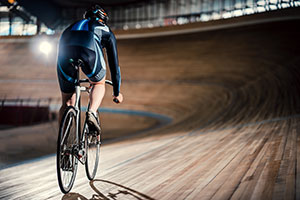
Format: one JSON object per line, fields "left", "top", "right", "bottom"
{"left": 71, "top": 60, "right": 113, "bottom": 164}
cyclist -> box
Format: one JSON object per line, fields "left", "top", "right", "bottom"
{"left": 57, "top": 5, "right": 123, "bottom": 133}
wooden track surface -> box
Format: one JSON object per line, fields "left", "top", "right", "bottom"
{"left": 1, "top": 15, "right": 300, "bottom": 199}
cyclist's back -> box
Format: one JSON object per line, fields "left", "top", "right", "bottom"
{"left": 59, "top": 18, "right": 104, "bottom": 53}
{"left": 57, "top": 18, "right": 120, "bottom": 90}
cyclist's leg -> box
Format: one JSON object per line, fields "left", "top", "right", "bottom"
{"left": 84, "top": 78, "right": 106, "bottom": 133}
{"left": 59, "top": 92, "right": 76, "bottom": 124}
{"left": 57, "top": 49, "right": 77, "bottom": 124}
{"left": 80, "top": 46, "right": 106, "bottom": 132}
{"left": 80, "top": 44, "right": 106, "bottom": 114}
{"left": 89, "top": 77, "right": 106, "bottom": 113}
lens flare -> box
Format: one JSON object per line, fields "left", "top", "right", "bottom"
{"left": 39, "top": 41, "right": 52, "bottom": 56}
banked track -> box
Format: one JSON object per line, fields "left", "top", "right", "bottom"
{"left": 1, "top": 18, "right": 300, "bottom": 199}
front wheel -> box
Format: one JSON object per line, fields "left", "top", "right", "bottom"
{"left": 84, "top": 123, "right": 100, "bottom": 180}
{"left": 56, "top": 106, "right": 79, "bottom": 194}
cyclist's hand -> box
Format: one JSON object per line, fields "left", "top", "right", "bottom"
{"left": 113, "top": 93, "right": 123, "bottom": 104}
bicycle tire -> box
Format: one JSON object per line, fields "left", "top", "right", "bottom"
{"left": 56, "top": 106, "right": 79, "bottom": 193}
{"left": 84, "top": 122, "right": 100, "bottom": 180}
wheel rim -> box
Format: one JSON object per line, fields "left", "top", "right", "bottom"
{"left": 86, "top": 128, "right": 100, "bottom": 180}
{"left": 57, "top": 109, "right": 78, "bottom": 192}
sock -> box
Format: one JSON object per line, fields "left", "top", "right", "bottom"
{"left": 88, "top": 109, "right": 98, "bottom": 117}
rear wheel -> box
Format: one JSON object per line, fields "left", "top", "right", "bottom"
{"left": 84, "top": 123, "right": 100, "bottom": 180}
{"left": 56, "top": 106, "right": 78, "bottom": 194}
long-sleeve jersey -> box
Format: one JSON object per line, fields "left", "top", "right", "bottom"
{"left": 59, "top": 19, "right": 121, "bottom": 96}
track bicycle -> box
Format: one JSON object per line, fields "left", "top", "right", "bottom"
{"left": 56, "top": 59, "right": 113, "bottom": 193}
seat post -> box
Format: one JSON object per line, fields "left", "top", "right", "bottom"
{"left": 69, "top": 58, "right": 82, "bottom": 110}
{"left": 75, "top": 65, "right": 80, "bottom": 86}
{"left": 69, "top": 58, "right": 82, "bottom": 87}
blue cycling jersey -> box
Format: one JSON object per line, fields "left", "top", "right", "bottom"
{"left": 58, "top": 19, "right": 121, "bottom": 96}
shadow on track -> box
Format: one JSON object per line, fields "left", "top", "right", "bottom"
{"left": 61, "top": 179, "right": 155, "bottom": 200}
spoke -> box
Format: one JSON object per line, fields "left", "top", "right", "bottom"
{"left": 60, "top": 117, "right": 73, "bottom": 146}
{"left": 86, "top": 133, "right": 99, "bottom": 179}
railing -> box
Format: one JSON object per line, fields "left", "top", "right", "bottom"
{"left": 108, "top": 0, "right": 300, "bottom": 29}
{"left": 0, "top": 98, "right": 59, "bottom": 127}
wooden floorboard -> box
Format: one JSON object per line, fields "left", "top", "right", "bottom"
{"left": 0, "top": 119, "right": 300, "bottom": 199}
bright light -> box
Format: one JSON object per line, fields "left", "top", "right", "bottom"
{"left": 8, "top": 0, "right": 15, "bottom": 4}
{"left": 257, "top": 0, "right": 266, "bottom": 6}
{"left": 148, "top": 23, "right": 154, "bottom": 28}
{"left": 211, "top": 13, "right": 221, "bottom": 20}
{"left": 39, "top": 41, "right": 52, "bottom": 56}
{"left": 222, "top": 12, "right": 233, "bottom": 19}
{"left": 200, "top": 14, "right": 210, "bottom": 21}
{"left": 123, "top": 25, "right": 129, "bottom": 30}
{"left": 257, "top": 7, "right": 266, "bottom": 12}
{"left": 244, "top": 8, "right": 255, "bottom": 15}
{"left": 135, "top": 24, "right": 141, "bottom": 29}
{"left": 233, "top": 10, "right": 243, "bottom": 17}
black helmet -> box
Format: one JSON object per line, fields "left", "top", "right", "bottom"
{"left": 84, "top": 5, "right": 109, "bottom": 24}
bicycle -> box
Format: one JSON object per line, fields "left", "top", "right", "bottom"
{"left": 56, "top": 58, "right": 113, "bottom": 193}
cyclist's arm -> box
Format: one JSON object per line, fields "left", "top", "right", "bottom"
{"left": 105, "top": 30, "right": 121, "bottom": 97}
